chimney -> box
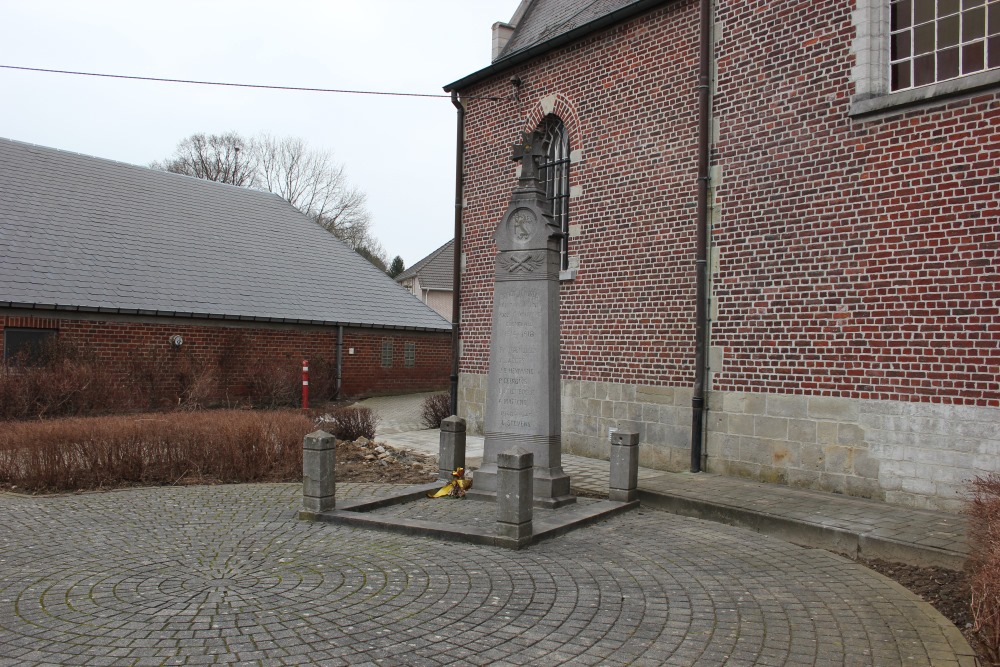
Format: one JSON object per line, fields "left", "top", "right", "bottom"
{"left": 492, "top": 22, "right": 515, "bottom": 60}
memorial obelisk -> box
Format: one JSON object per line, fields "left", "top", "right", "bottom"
{"left": 469, "top": 131, "right": 574, "bottom": 508}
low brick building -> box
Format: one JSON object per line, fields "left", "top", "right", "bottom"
{"left": 0, "top": 138, "right": 452, "bottom": 404}
{"left": 446, "top": 0, "right": 999, "bottom": 510}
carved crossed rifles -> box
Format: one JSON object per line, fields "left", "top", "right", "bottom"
{"left": 500, "top": 252, "right": 544, "bottom": 274}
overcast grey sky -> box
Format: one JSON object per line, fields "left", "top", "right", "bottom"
{"left": 0, "top": 1, "right": 519, "bottom": 268}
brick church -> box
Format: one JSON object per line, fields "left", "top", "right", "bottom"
{"left": 445, "top": 0, "right": 999, "bottom": 511}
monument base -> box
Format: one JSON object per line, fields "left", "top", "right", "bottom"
{"left": 469, "top": 464, "right": 577, "bottom": 508}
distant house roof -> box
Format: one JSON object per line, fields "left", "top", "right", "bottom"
{"left": 0, "top": 138, "right": 450, "bottom": 332}
{"left": 395, "top": 240, "right": 454, "bottom": 291}
{"left": 445, "top": 0, "right": 668, "bottom": 92}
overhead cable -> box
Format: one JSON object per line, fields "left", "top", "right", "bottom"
{"left": 0, "top": 65, "right": 504, "bottom": 101}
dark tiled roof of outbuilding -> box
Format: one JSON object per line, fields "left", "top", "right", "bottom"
{"left": 498, "top": 0, "right": 640, "bottom": 60}
{"left": 395, "top": 239, "right": 454, "bottom": 291}
{"left": 0, "top": 138, "right": 450, "bottom": 331}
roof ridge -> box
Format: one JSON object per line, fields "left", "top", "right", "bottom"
{"left": 0, "top": 136, "right": 285, "bottom": 201}
{"left": 396, "top": 238, "right": 454, "bottom": 281}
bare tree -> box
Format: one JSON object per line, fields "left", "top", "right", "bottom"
{"left": 255, "top": 134, "right": 378, "bottom": 257}
{"left": 152, "top": 132, "right": 386, "bottom": 268}
{"left": 151, "top": 132, "right": 257, "bottom": 187}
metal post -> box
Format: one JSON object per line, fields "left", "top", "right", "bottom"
{"left": 301, "top": 359, "right": 309, "bottom": 411}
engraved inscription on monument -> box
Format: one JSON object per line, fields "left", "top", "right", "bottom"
{"left": 493, "top": 285, "right": 541, "bottom": 430}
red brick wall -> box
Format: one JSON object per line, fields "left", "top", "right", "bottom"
{"left": 339, "top": 329, "right": 453, "bottom": 397}
{"left": 459, "top": 0, "right": 702, "bottom": 385}
{"left": 0, "top": 313, "right": 451, "bottom": 400}
{"left": 711, "top": 0, "right": 1000, "bottom": 407}
{"left": 457, "top": 0, "right": 999, "bottom": 407}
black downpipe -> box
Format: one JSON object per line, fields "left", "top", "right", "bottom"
{"left": 335, "top": 324, "right": 343, "bottom": 399}
{"left": 691, "top": 0, "right": 712, "bottom": 473}
{"left": 449, "top": 91, "right": 465, "bottom": 416}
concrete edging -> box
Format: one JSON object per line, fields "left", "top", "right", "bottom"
{"left": 637, "top": 489, "right": 967, "bottom": 570}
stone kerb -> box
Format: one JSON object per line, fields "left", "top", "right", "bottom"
{"left": 497, "top": 447, "right": 534, "bottom": 548}
{"left": 609, "top": 431, "right": 640, "bottom": 502}
{"left": 302, "top": 430, "right": 336, "bottom": 515}
{"left": 438, "top": 416, "right": 467, "bottom": 480}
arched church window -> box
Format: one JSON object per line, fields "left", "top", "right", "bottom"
{"left": 538, "top": 116, "right": 570, "bottom": 271}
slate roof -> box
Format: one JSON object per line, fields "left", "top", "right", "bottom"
{"left": 498, "top": 0, "right": 640, "bottom": 60}
{"left": 395, "top": 240, "right": 454, "bottom": 291}
{"left": 445, "top": 0, "right": 667, "bottom": 91}
{"left": 0, "top": 138, "right": 450, "bottom": 331}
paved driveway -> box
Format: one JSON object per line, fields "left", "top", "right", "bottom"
{"left": 0, "top": 484, "right": 973, "bottom": 666}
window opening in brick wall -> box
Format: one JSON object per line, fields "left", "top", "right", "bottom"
{"left": 404, "top": 342, "right": 416, "bottom": 368}
{"left": 3, "top": 328, "right": 57, "bottom": 365}
{"left": 538, "top": 115, "right": 570, "bottom": 271}
{"left": 890, "top": 0, "right": 999, "bottom": 91}
{"left": 381, "top": 339, "right": 393, "bottom": 368}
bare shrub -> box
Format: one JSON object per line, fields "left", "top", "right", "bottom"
{"left": 420, "top": 393, "right": 451, "bottom": 429}
{"left": 0, "top": 340, "right": 136, "bottom": 420}
{"left": 240, "top": 353, "right": 337, "bottom": 409}
{"left": 1, "top": 333, "right": 337, "bottom": 418}
{"left": 176, "top": 359, "right": 221, "bottom": 410}
{"left": 245, "top": 355, "right": 299, "bottom": 408}
{"left": 316, "top": 407, "right": 380, "bottom": 442}
{"left": 0, "top": 410, "right": 313, "bottom": 492}
{"left": 306, "top": 355, "right": 338, "bottom": 403}
{"left": 128, "top": 345, "right": 176, "bottom": 410}
{"left": 968, "top": 473, "right": 1000, "bottom": 664}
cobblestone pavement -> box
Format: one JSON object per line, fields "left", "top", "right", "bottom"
{"left": 0, "top": 484, "right": 974, "bottom": 666}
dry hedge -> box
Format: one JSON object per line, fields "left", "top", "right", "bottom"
{"left": 968, "top": 473, "right": 1000, "bottom": 665}
{"left": 0, "top": 410, "right": 314, "bottom": 492}
{"left": 1, "top": 338, "right": 338, "bottom": 420}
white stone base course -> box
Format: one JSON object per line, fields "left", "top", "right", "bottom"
{"left": 458, "top": 373, "right": 1000, "bottom": 512}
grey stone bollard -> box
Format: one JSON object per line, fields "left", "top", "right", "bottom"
{"left": 496, "top": 446, "right": 533, "bottom": 546}
{"left": 438, "top": 416, "right": 467, "bottom": 480}
{"left": 609, "top": 431, "right": 640, "bottom": 502}
{"left": 302, "top": 430, "right": 336, "bottom": 513}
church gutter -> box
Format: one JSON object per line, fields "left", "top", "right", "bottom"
{"left": 690, "top": 0, "right": 713, "bottom": 473}
{"left": 449, "top": 91, "right": 465, "bottom": 415}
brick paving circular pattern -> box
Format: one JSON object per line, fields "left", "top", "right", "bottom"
{"left": 0, "top": 484, "right": 972, "bottom": 666}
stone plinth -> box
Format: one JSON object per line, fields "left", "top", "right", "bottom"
{"left": 438, "top": 415, "right": 467, "bottom": 480}
{"left": 496, "top": 447, "right": 533, "bottom": 547}
{"left": 302, "top": 430, "right": 336, "bottom": 513}
{"left": 609, "top": 431, "right": 640, "bottom": 503}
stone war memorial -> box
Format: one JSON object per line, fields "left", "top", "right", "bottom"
{"left": 468, "top": 130, "right": 574, "bottom": 508}
{"left": 299, "top": 130, "right": 639, "bottom": 548}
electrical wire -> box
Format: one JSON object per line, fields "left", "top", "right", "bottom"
{"left": 0, "top": 64, "right": 505, "bottom": 101}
